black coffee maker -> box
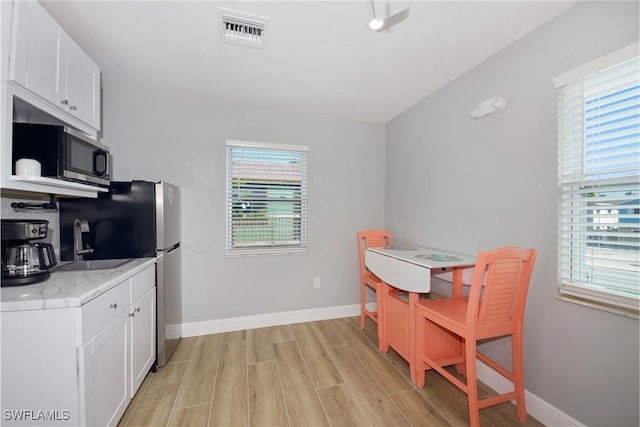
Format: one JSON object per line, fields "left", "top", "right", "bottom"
{"left": 1, "top": 220, "right": 57, "bottom": 286}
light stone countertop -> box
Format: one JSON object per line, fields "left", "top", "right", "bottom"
{"left": 1, "top": 257, "right": 156, "bottom": 312}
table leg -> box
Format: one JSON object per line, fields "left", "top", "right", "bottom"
{"left": 452, "top": 267, "right": 466, "bottom": 375}
{"left": 378, "top": 281, "right": 390, "bottom": 352}
{"left": 408, "top": 291, "right": 419, "bottom": 383}
{"left": 452, "top": 267, "right": 463, "bottom": 298}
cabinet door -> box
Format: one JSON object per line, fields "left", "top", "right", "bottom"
{"left": 1, "top": 308, "right": 80, "bottom": 426}
{"left": 63, "top": 34, "right": 100, "bottom": 129}
{"left": 130, "top": 287, "right": 156, "bottom": 395}
{"left": 83, "top": 311, "right": 129, "bottom": 427}
{"left": 9, "top": 0, "right": 61, "bottom": 106}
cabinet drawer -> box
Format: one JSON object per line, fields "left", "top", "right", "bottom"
{"left": 131, "top": 265, "right": 155, "bottom": 302}
{"left": 82, "top": 280, "right": 130, "bottom": 343}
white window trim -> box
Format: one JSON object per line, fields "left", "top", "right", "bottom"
{"left": 552, "top": 42, "right": 639, "bottom": 88}
{"left": 225, "top": 139, "right": 309, "bottom": 257}
{"left": 554, "top": 292, "right": 639, "bottom": 320}
{"left": 226, "top": 139, "right": 309, "bottom": 153}
{"left": 553, "top": 42, "right": 640, "bottom": 319}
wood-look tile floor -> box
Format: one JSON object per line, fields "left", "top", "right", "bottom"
{"left": 118, "top": 317, "right": 545, "bottom": 427}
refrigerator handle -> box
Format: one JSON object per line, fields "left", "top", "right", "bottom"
{"left": 165, "top": 242, "right": 181, "bottom": 254}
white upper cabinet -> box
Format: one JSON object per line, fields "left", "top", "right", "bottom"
{"left": 0, "top": 0, "right": 103, "bottom": 197}
{"left": 61, "top": 32, "right": 101, "bottom": 128}
{"left": 7, "top": 0, "right": 101, "bottom": 131}
{"left": 9, "top": 0, "right": 61, "bottom": 106}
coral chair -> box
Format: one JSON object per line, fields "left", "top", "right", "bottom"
{"left": 357, "top": 229, "right": 392, "bottom": 330}
{"left": 414, "top": 247, "right": 537, "bottom": 427}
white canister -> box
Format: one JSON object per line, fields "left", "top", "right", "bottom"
{"left": 16, "top": 158, "right": 41, "bottom": 176}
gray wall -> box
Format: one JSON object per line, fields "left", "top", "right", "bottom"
{"left": 385, "top": 2, "right": 639, "bottom": 426}
{"left": 101, "top": 84, "right": 386, "bottom": 322}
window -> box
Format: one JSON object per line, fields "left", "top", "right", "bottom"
{"left": 226, "top": 140, "right": 308, "bottom": 255}
{"left": 553, "top": 43, "right": 640, "bottom": 316}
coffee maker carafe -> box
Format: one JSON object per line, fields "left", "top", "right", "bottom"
{"left": 2, "top": 220, "right": 57, "bottom": 286}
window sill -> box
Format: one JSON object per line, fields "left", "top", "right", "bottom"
{"left": 226, "top": 248, "right": 308, "bottom": 257}
{"left": 554, "top": 293, "right": 639, "bottom": 320}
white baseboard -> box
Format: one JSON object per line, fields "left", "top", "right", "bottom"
{"left": 181, "top": 303, "right": 364, "bottom": 337}
{"left": 180, "top": 303, "right": 581, "bottom": 427}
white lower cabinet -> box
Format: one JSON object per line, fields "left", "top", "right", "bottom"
{"left": 0, "top": 264, "right": 156, "bottom": 426}
{"left": 130, "top": 287, "right": 156, "bottom": 394}
{"left": 82, "top": 311, "right": 129, "bottom": 427}
{"left": 0, "top": 308, "right": 81, "bottom": 425}
{"left": 82, "top": 265, "right": 156, "bottom": 427}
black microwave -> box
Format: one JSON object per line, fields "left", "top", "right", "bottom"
{"left": 12, "top": 123, "right": 111, "bottom": 187}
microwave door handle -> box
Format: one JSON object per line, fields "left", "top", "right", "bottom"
{"left": 93, "top": 150, "right": 107, "bottom": 176}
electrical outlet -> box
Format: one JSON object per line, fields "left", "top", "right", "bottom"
{"left": 313, "top": 277, "right": 321, "bottom": 288}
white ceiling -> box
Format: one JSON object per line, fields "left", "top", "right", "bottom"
{"left": 42, "top": 1, "right": 576, "bottom": 124}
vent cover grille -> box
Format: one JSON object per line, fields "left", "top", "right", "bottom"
{"left": 217, "top": 8, "right": 269, "bottom": 49}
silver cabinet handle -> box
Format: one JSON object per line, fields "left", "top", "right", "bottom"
{"left": 109, "top": 303, "right": 117, "bottom": 309}
{"left": 70, "top": 105, "right": 77, "bottom": 111}
{"left": 128, "top": 312, "right": 135, "bottom": 317}
{"left": 134, "top": 307, "right": 141, "bottom": 313}
{"left": 60, "top": 99, "right": 69, "bottom": 106}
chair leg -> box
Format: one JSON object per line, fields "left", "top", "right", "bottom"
{"left": 465, "top": 341, "right": 480, "bottom": 427}
{"left": 512, "top": 331, "right": 527, "bottom": 421}
{"left": 375, "top": 292, "right": 383, "bottom": 350}
{"left": 360, "top": 282, "right": 366, "bottom": 329}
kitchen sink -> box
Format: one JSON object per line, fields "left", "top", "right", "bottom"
{"left": 53, "top": 259, "right": 133, "bottom": 272}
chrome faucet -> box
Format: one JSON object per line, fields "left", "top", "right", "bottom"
{"left": 73, "top": 218, "right": 94, "bottom": 261}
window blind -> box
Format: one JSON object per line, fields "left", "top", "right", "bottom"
{"left": 556, "top": 48, "right": 640, "bottom": 313}
{"left": 226, "top": 140, "right": 308, "bottom": 255}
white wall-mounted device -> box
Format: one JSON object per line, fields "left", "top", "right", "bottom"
{"left": 470, "top": 96, "right": 507, "bottom": 119}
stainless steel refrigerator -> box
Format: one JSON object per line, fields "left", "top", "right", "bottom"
{"left": 59, "top": 181, "right": 182, "bottom": 367}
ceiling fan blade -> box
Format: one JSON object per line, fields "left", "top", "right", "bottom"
{"left": 377, "top": 7, "right": 410, "bottom": 32}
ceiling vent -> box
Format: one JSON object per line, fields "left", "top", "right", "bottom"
{"left": 217, "top": 7, "right": 269, "bottom": 50}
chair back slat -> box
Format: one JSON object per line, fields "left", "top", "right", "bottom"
{"left": 479, "top": 258, "right": 522, "bottom": 324}
{"left": 468, "top": 247, "right": 537, "bottom": 333}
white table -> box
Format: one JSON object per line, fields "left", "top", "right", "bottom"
{"left": 365, "top": 246, "right": 476, "bottom": 293}
{"left": 365, "top": 245, "right": 476, "bottom": 382}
